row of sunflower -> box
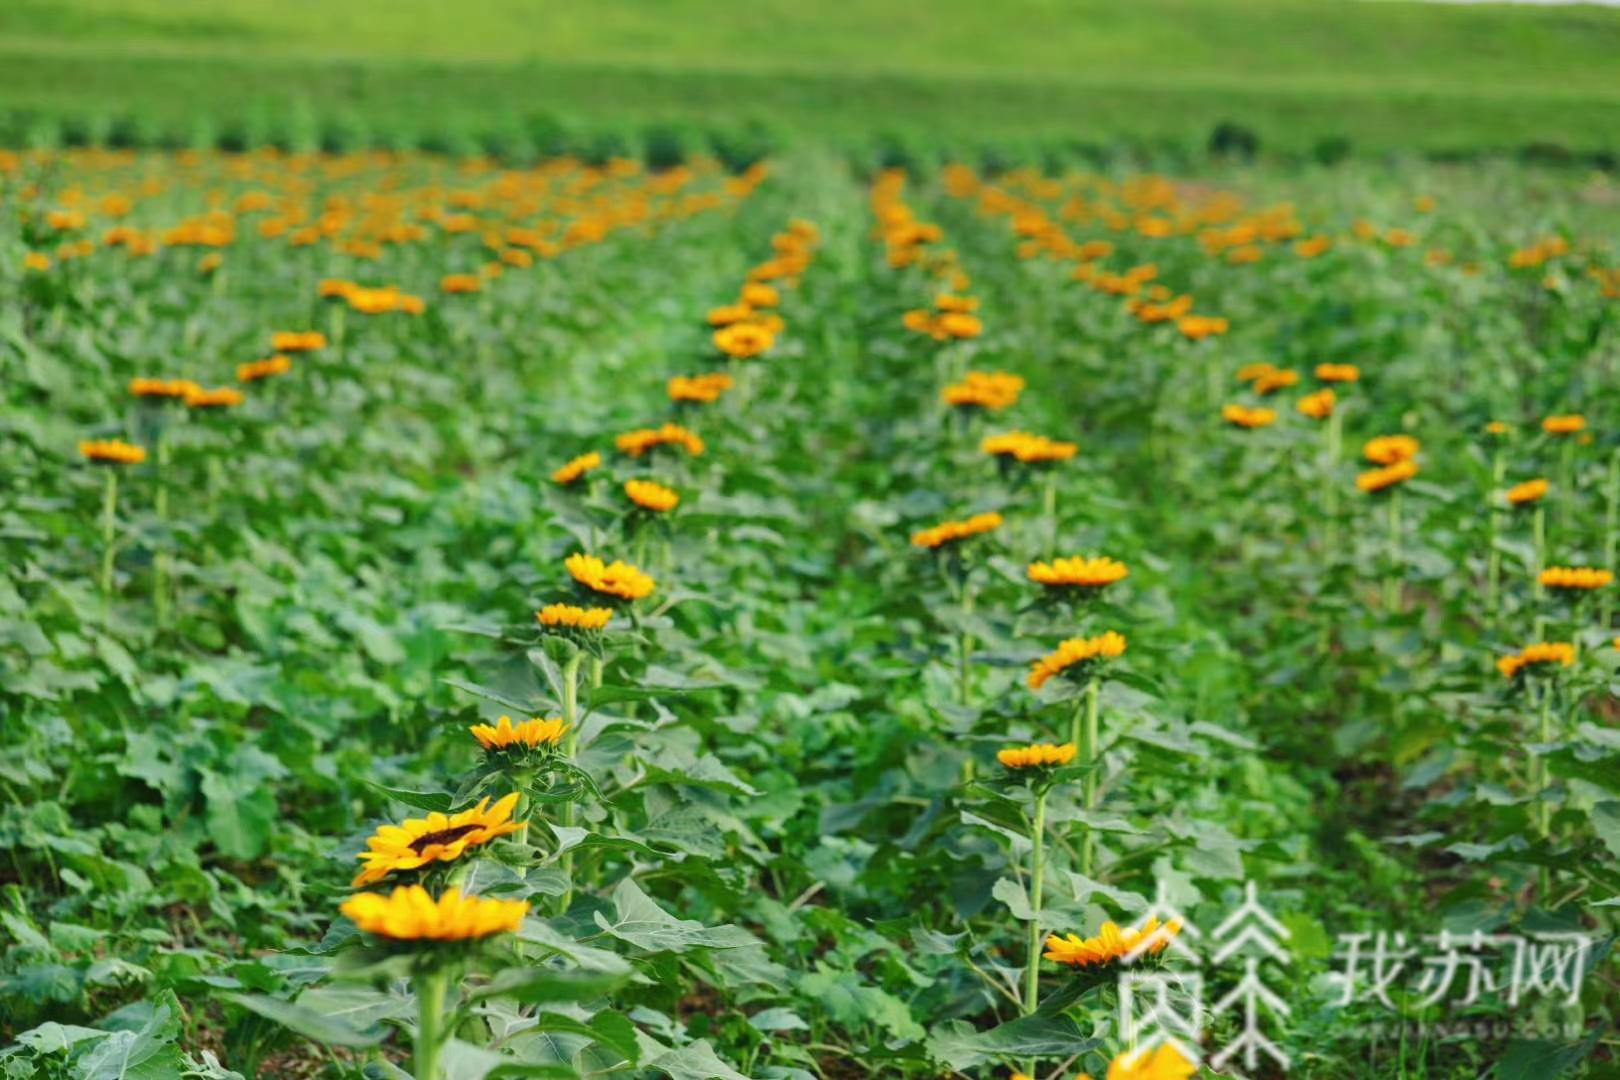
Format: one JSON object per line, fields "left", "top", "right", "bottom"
{"left": 873, "top": 169, "right": 1194, "bottom": 1080}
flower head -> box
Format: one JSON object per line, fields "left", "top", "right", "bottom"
{"left": 1105, "top": 1043, "right": 1197, "bottom": 1080}
{"left": 996, "top": 743, "right": 1077, "bottom": 770}
{"left": 1542, "top": 414, "right": 1585, "bottom": 436}
{"left": 341, "top": 886, "right": 528, "bottom": 942}
{"left": 668, "top": 373, "right": 734, "bottom": 404}
{"left": 1221, "top": 404, "right": 1276, "bottom": 429}
{"left": 1539, "top": 567, "right": 1613, "bottom": 591}
{"left": 352, "top": 794, "right": 523, "bottom": 887}
{"left": 707, "top": 303, "right": 755, "bottom": 327}
{"left": 552, "top": 451, "right": 602, "bottom": 486}
{"left": 910, "top": 512, "right": 1003, "bottom": 550}
{"left": 1506, "top": 478, "right": 1548, "bottom": 506}
{"left": 184, "top": 386, "right": 244, "bottom": 410}
{"left": 238, "top": 355, "right": 292, "bottom": 383}
{"left": 1357, "top": 460, "right": 1419, "bottom": 493}
{"left": 537, "top": 603, "right": 613, "bottom": 631}
{"left": 469, "top": 715, "right": 569, "bottom": 755}
{"left": 1297, "top": 389, "right": 1335, "bottom": 420}
{"left": 271, "top": 331, "right": 326, "bottom": 353}
{"left": 982, "top": 431, "right": 1078, "bottom": 464}
{"left": 1364, "top": 435, "right": 1420, "bottom": 465}
{"left": 740, "top": 282, "right": 780, "bottom": 308}
{"left": 935, "top": 312, "right": 983, "bottom": 340}
{"left": 441, "top": 274, "right": 482, "bottom": 294}
{"left": 79, "top": 439, "right": 146, "bottom": 465}
{"left": 1177, "top": 314, "right": 1228, "bottom": 341}
{"left": 625, "top": 479, "right": 679, "bottom": 513}
{"left": 1028, "top": 556, "right": 1128, "bottom": 591}
{"left": 1044, "top": 917, "right": 1182, "bottom": 969}
{"left": 1315, "top": 363, "right": 1360, "bottom": 383}
{"left": 616, "top": 423, "right": 703, "bottom": 458}
{"left": 130, "top": 377, "right": 203, "bottom": 400}
{"left": 714, "top": 322, "right": 775, "bottom": 359}
{"left": 1252, "top": 368, "right": 1299, "bottom": 396}
{"left": 566, "top": 553, "right": 655, "bottom": 601}
{"left": 942, "top": 371, "right": 1025, "bottom": 411}
{"left": 1029, "top": 631, "right": 1127, "bottom": 689}
{"left": 1497, "top": 642, "right": 1575, "bottom": 680}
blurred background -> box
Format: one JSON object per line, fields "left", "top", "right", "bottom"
{"left": 2, "top": 0, "right": 1619, "bottom": 167}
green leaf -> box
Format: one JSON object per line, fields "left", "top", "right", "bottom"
{"left": 201, "top": 770, "right": 276, "bottom": 862}
{"left": 644, "top": 1040, "right": 753, "bottom": 1080}
{"left": 928, "top": 1014, "right": 1101, "bottom": 1071}
{"left": 218, "top": 992, "right": 385, "bottom": 1047}
{"left": 467, "top": 964, "right": 630, "bottom": 1006}
{"left": 363, "top": 781, "right": 456, "bottom": 814}
{"left": 593, "top": 878, "right": 760, "bottom": 953}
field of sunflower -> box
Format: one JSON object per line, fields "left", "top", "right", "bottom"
{"left": 2, "top": 141, "right": 1619, "bottom": 1080}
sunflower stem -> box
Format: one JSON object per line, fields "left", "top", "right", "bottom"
{"left": 1486, "top": 446, "right": 1505, "bottom": 630}
{"left": 1078, "top": 676, "right": 1100, "bottom": 879}
{"left": 1042, "top": 470, "right": 1058, "bottom": 561}
{"left": 1022, "top": 787, "right": 1049, "bottom": 1032}
{"left": 1602, "top": 451, "right": 1619, "bottom": 636}
{"left": 1324, "top": 406, "right": 1342, "bottom": 558}
{"left": 1535, "top": 682, "right": 1554, "bottom": 905}
{"left": 1533, "top": 504, "right": 1548, "bottom": 642}
{"left": 558, "top": 651, "right": 584, "bottom": 913}
{"left": 1383, "top": 488, "right": 1402, "bottom": 614}
{"left": 1558, "top": 437, "right": 1575, "bottom": 538}
{"left": 99, "top": 470, "right": 119, "bottom": 597}
{"left": 154, "top": 435, "right": 171, "bottom": 630}
{"left": 413, "top": 967, "right": 448, "bottom": 1080}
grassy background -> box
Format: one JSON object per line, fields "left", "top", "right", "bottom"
{"left": 3, "top": 0, "right": 1620, "bottom": 155}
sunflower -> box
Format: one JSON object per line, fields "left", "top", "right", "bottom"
{"left": 982, "top": 431, "right": 1078, "bottom": 464}
{"left": 565, "top": 553, "right": 655, "bottom": 601}
{"left": 1363, "top": 435, "right": 1420, "bottom": 464}
{"left": 238, "top": 355, "right": 292, "bottom": 383}
{"left": 441, "top": 274, "right": 482, "bottom": 294}
{"left": 1028, "top": 556, "right": 1128, "bottom": 591}
{"left": 740, "top": 283, "right": 779, "bottom": 308}
{"left": 1297, "top": 389, "right": 1335, "bottom": 420}
{"left": 271, "top": 331, "right": 326, "bottom": 353}
{"left": 1542, "top": 414, "right": 1585, "bottom": 436}
{"left": 706, "top": 303, "right": 755, "bottom": 327}
{"left": 1315, "top": 363, "right": 1360, "bottom": 383}
{"left": 352, "top": 793, "right": 523, "bottom": 887}
{"left": 1043, "top": 917, "right": 1182, "bottom": 968}
{"left": 551, "top": 451, "right": 602, "bottom": 485}
{"left": 935, "top": 312, "right": 983, "bottom": 340}
{"left": 469, "top": 715, "right": 569, "bottom": 754}
{"left": 1177, "top": 314, "right": 1229, "bottom": 341}
{"left": 79, "top": 439, "right": 146, "bottom": 465}
{"left": 714, "top": 323, "right": 775, "bottom": 360}
{"left": 616, "top": 423, "right": 704, "bottom": 458}
{"left": 668, "top": 373, "right": 734, "bottom": 404}
{"left": 536, "top": 603, "right": 613, "bottom": 631}
{"left": 184, "top": 386, "right": 244, "bottom": 410}
{"left": 130, "top": 377, "right": 202, "bottom": 400}
{"left": 1539, "top": 567, "right": 1613, "bottom": 591}
{"left": 1485, "top": 421, "right": 1511, "bottom": 438}
{"left": 902, "top": 309, "right": 938, "bottom": 337}
{"left": 910, "top": 512, "right": 1003, "bottom": 549}
{"left": 1506, "top": 478, "right": 1548, "bottom": 506}
{"left": 625, "top": 479, "right": 679, "bottom": 513}
{"left": 942, "top": 371, "right": 1025, "bottom": 411}
{"left": 1105, "top": 1044, "right": 1198, "bottom": 1080}
{"left": 1221, "top": 404, "right": 1276, "bottom": 429}
{"left": 1357, "top": 460, "right": 1419, "bottom": 493}
{"left": 934, "top": 294, "right": 979, "bottom": 314}
{"left": 1236, "top": 363, "right": 1277, "bottom": 384}
{"left": 341, "top": 886, "right": 528, "bottom": 942}
{"left": 1252, "top": 369, "right": 1299, "bottom": 396}
{"left": 996, "top": 743, "right": 1077, "bottom": 769}
{"left": 1029, "top": 631, "right": 1127, "bottom": 689}
{"left": 1497, "top": 642, "right": 1575, "bottom": 680}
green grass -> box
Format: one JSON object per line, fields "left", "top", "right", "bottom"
{"left": 3, "top": 1, "right": 1620, "bottom": 156}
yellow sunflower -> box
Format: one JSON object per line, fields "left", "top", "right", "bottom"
{"left": 352, "top": 794, "right": 523, "bottom": 887}
{"left": 1028, "top": 556, "right": 1128, "bottom": 591}
{"left": 469, "top": 715, "right": 569, "bottom": 753}
{"left": 996, "top": 743, "right": 1077, "bottom": 769}
{"left": 552, "top": 451, "right": 603, "bottom": 486}
{"left": 537, "top": 603, "right": 613, "bottom": 631}
{"left": 565, "top": 553, "right": 655, "bottom": 601}
{"left": 341, "top": 886, "right": 528, "bottom": 942}
{"left": 1029, "top": 631, "right": 1126, "bottom": 690}
{"left": 1497, "top": 642, "right": 1575, "bottom": 680}
{"left": 1043, "top": 917, "right": 1181, "bottom": 968}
